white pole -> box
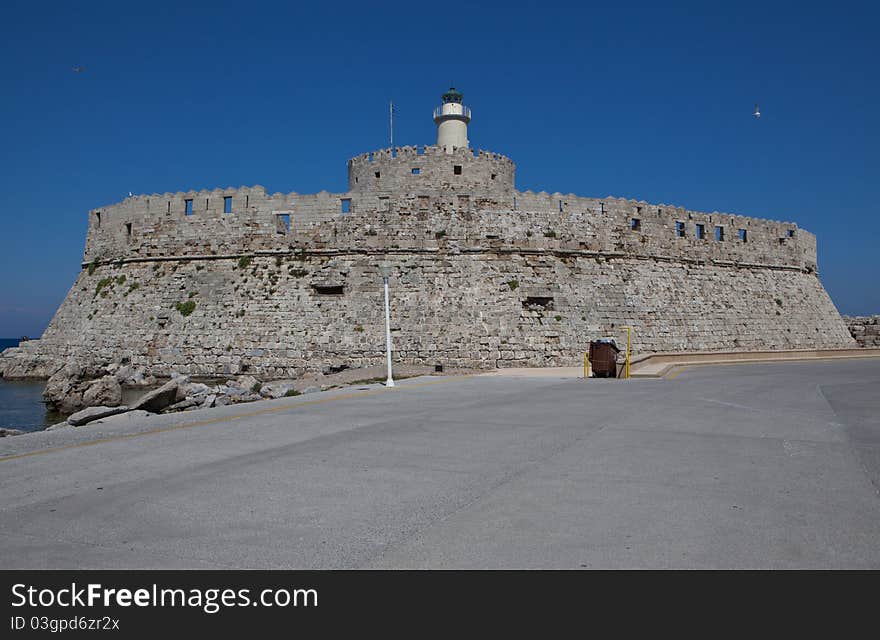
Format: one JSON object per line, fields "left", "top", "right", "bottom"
{"left": 383, "top": 274, "right": 394, "bottom": 387}
{"left": 389, "top": 100, "right": 394, "bottom": 151}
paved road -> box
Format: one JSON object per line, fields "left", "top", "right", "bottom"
{"left": 1, "top": 360, "right": 879, "bottom": 568}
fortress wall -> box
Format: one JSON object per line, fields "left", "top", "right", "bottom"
{"left": 347, "top": 146, "right": 515, "bottom": 195}
{"left": 83, "top": 187, "right": 814, "bottom": 273}
{"left": 5, "top": 248, "right": 852, "bottom": 379}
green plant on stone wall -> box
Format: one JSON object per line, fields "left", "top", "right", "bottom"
{"left": 507, "top": 280, "right": 519, "bottom": 291}
{"left": 88, "top": 261, "right": 99, "bottom": 276}
{"left": 238, "top": 256, "right": 253, "bottom": 269}
{"left": 175, "top": 300, "right": 196, "bottom": 317}
{"left": 116, "top": 275, "right": 126, "bottom": 285}
{"left": 95, "top": 277, "right": 113, "bottom": 296}
{"left": 543, "top": 230, "right": 557, "bottom": 238}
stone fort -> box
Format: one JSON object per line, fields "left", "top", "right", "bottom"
{"left": 0, "top": 88, "right": 855, "bottom": 379}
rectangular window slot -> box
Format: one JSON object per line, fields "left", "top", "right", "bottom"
{"left": 374, "top": 171, "right": 381, "bottom": 179}
{"left": 205, "top": 198, "right": 209, "bottom": 210}
{"left": 312, "top": 284, "right": 344, "bottom": 295}
{"left": 411, "top": 168, "right": 420, "bottom": 175}
{"left": 630, "top": 217, "right": 641, "bottom": 231}
{"left": 523, "top": 296, "right": 554, "bottom": 310}
{"left": 559, "top": 201, "right": 564, "bottom": 212}
{"left": 245, "top": 195, "right": 249, "bottom": 208}
{"left": 379, "top": 196, "right": 390, "bottom": 212}
{"left": 696, "top": 223, "right": 706, "bottom": 239}
{"left": 341, "top": 199, "right": 351, "bottom": 214}
{"left": 125, "top": 222, "right": 132, "bottom": 237}
{"left": 676, "top": 221, "right": 686, "bottom": 237}
{"left": 715, "top": 226, "right": 724, "bottom": 241}
{"left": 787, "top": 229, "right": 796, "bottom": 238}
{"left": 276, "top": 213, "right": 291, "bottom": 233}
{"left": 453, "top": 165, "right": 462, "bottom": 175}
{"left": 167, "top": 201, "right": 171, "bottom": 213}
{"left": 185, "top": 199, "right": 193, "bottom": 216}
{"left": 637, "top": 206, "right": 642, "bottom": 213}
{"left": 491, "top": 173, "right": 497, "bottom": 180}
{"left": 738, "top": 229, "right": 748, "bottom": 242}
{"left": 513, "top": 197, "right": 518, "bottom": 210}
{"left": 95, "top": 212, "right": 101, "bottom": 227}
{"left": 224, "top": 196, "right": 232, "bottom": 214}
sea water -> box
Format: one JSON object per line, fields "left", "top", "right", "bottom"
{"left": 0, "top": 338, "right": 54, "bottom": 432}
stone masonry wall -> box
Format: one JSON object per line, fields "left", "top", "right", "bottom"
{"left": 843, "top": 316, "right": 880, "bottom": 347}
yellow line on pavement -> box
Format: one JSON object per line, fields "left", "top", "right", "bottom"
{"left": 0, "top": 376, "right": 471, "bottom": 464}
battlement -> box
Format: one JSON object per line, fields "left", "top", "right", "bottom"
{"left": 347, "top": 146, "right": 515, "bottom": 194}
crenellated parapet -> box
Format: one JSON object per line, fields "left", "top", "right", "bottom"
{"left": 347, "top": 146, "right": 515, "bottom": 195}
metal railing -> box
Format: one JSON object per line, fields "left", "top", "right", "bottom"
{"left": 433, "top": 105, "right": 471, "bottom": 120}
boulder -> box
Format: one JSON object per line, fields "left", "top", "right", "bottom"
{"left": 302, "top": 386, "right": 320, "bottom": 394}
{"left": 202, "top": 394, "right": 217, "bottom": 408}
{"left": 235, "top": 375, "right": 260, "bottom": 393}
{"left": 67, "top": 405, "right": 130, "bottom": 427}
{"left": 131, "top": 378, "right": 187, "bottom": 413}
{"left": 45, "top": 421, "right": 69, "bottom": 431}
{"left": 0, "top": 428, "right": 24, "bottom": 437}
{"left": 165, "top": 398, "right": 200, "bottom": 412}
{"left": 90, "top": 410, "right": 153, "bottom": 426}
{"left": 82, "top": 375, "right": 123, "bottom": 408}
{"left": 260, "top": 380, "right": 298, "bottom": 399}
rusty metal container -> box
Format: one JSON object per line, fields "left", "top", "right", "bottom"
{"left": 589, "top": 339, "right": 620, "bottom": 378}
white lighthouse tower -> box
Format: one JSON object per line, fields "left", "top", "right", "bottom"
{"left": 433, "top": 87, "right": 471, "bottom": 153}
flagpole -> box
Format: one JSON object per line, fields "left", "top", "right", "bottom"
{"left": 389, "top": 100, "right": 394, "bottom": 150}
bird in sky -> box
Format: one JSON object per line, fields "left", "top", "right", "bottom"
{"left": 753, "top": 103, "right": 761, "bottom": 119}
{"left": 72, "top": 65, "right": 86, "bottom": 73}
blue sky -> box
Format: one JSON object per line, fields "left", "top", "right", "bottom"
{"left": 0, "top": 0, "right": 877, "bottom": 337}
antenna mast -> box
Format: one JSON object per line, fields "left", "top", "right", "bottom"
{"left": 389, "top": 100, "right": 394, "bottom": 150}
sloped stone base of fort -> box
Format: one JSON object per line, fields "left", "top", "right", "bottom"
{"left": 0, "top": 251, "right": 854, "bottom": 380}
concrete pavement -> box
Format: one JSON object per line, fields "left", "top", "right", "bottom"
{"left": 1, "top": 360, "right": 879, "bottom": 568}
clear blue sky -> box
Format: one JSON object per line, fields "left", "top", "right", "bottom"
{"left": 1, "top": 0, "right": 877, "bottom": 337}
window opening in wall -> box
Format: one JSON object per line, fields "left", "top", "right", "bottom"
{"left": 453, "top": 165, "right": 462, "bottom": 175}
{"left": 276, "top": 213, "right": 291, "bottom": 233}
{"left": 630, "top": 218, "right": 641, "bottom": 231}
{"left": 95, "top": 211, "right": 101, "bottom": 227}
{"left": 125, "top": 222, "right": 132, "bottom": 237}
{"left": 787, "top": 229, "right": 796, "bottom": 238}
{"left": 312, "top": 284, "right": 344, "bottom": 295}
{"left": 676, "top": 221, "right": 686, "bottom": 237}
{"left": 185, "top": 199, "right": 193, "bottom": 215}
{"left": 245, "top": 195, "right": 249, "bottom": 208}
{"left": 411, "top": 168, "right": 420, "bottom": 175}
{"left": 167, "top": 201, "right": 171, "bottom": 213}
{"left": 224, "top": 196, "right": 232, "bottom": 214}
{"left": 637, "top": 206, "right": 642, "bottom": 213}
{"left": 513, "top": 197, "right": 518, "bottom": 210}
{"left": 417, "top": 146, "right": 424, "bottom": 155}
{"left": 523, "top": 296, "right": 554, "bottom": 310}
{"left": 375, "top": 171, "right": 380, "bottom": 179}
{"left": 205, "top": 198, "right": 209, "bottom": 210}
{"left": 657, "top": 208, "right": 662, "bottom": 216}
{"left": 341, "top": 199, "right": 351, "bottom": 214}
{"left": 379, "top": 196, "right": 390, "bottom": 212}
{"left": 696, "top": 223, "right": 706, "bottom": 239}
{"left": 738, "top": 228, "right": 748, "bottom": 242}
{"left": 715, "top": 226, "right": 724, "bottom": 241}
{"left": 559, "top": 201, "right": 564, "bottom": 212}
{"left": 491, "top": 173, "right": 497, "bottom": 180}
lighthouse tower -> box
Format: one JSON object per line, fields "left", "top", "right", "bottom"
{"left": 433, "top": 87, "right": 471, "bottom": 153}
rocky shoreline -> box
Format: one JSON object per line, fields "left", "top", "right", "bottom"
{"left": 0, "top": 360, "right": 471, "bottom": 437}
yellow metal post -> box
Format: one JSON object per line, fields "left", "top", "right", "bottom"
{"left": 622, "top": 326, "right": 633, "bottom": 379}
{"left": 584, "top": 351, "right": 590, "bottom": 379}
